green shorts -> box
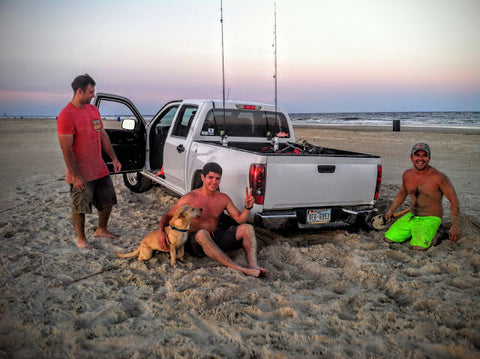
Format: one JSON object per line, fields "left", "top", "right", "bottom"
{"left": 385, "top": 213, "right": 441, "bottom": 249}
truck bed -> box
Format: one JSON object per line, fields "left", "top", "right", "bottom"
{"left": 203, "top": 140, "right": 380, "bottom": 208}
{"left": 204, "top": 140, "right": 379, "bottom": 158}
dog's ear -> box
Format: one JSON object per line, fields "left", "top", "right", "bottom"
{"left": 179, "top": 206, "right": 188, "bottom": 218}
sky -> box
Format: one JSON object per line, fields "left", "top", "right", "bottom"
{"left": 0, "top": 0, "right": 479, "bottom": 115}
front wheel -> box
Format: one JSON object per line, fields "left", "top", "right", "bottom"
{"left": 122, "top": 172, "right": 153, "bottom": 193}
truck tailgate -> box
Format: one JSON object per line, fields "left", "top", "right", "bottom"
{"left": 263, "top": 155, "right": 380, "bottom": 209}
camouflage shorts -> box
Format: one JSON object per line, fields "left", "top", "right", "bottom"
{"left": 70, "top": 175, "right": 117, "bottom": 214}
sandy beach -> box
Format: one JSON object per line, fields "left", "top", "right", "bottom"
{"left": 1, "top": 118, "right": 479, "bottom": 358}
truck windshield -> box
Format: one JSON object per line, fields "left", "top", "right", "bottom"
{"left": 200, "top": 109, "right": 290, "bottom": 138}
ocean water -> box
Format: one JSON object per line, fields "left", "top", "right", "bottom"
{"left": 9, "top": 111, "right": 479, "bottom": 130}
{"left": 289, "top": 111, "right": 480, "bottom": 129}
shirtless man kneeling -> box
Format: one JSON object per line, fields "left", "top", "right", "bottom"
{"left": 157, "top": 162, "right": 267, "bottom": 277}
{"left": 384, "top": 143, "right": 460, "bottom": 250}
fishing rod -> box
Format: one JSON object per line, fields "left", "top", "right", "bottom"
{"left": 220, "top": 0, "right": 227, "bottom": 143}
{"left": 273, "top": 2, "right": 278, "bottom": 118}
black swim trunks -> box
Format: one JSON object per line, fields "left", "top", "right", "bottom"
{"left": 185, "top": 226, "right": 243, "bottom": 257}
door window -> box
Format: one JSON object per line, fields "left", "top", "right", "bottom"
{"left": 171, "top": 105, "right": 198, "bottom": 138}
{"left": 155, "top": 106, "right": 178, "bottom": 127}
{"left": 97, "top": 100, "right": 138, "bottom": 131}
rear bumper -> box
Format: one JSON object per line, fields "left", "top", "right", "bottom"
{"left": 254, "top": 206, "right": 378, "bottom": 230}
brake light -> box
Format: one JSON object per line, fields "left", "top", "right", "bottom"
{"left": 236, "top": 104, "right": 262, "bottom": 110}
{"left": 249, "top": 164, "right": 266, "bottom": 204}
{"left": 374, "top": 164, "right": 382, "bottom": 200}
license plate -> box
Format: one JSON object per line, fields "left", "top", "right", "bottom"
{"left": 307, "top": 208, "right": 331, "bottom": 224}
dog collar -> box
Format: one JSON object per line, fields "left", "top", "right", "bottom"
{"left": 169, "top": 224, "right": 188, "bottom": 233}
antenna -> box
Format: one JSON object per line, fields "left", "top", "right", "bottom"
{"left": 220, "top": 0, "right": 227, "bottom": 141}
{"left": 220, "top": 0, "right": 225, "bottom": 110}
{"left": 273, "top": 2, "right": 278, "bottom": 118}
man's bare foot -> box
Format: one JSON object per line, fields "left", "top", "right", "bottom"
{"left": 249, "top": 265, "right": 268, "bottom": 277}
{"left": 77, "top": 239, "right": 94, "bottom": 249}
{"left": 242, "top": 268, "right": 261, "bottom": 277}
{"left": 94, "top": 229, "right": 119, "bottom": 239}
{"left": 241, "top": 266, "right": 267, "bottom": 278}
{"left": 412, "top": 245, "right": 427, "bottom": 251}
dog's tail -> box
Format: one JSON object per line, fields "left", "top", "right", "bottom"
{"left": 114, "top": 248, "right": 141, "bottom": 259}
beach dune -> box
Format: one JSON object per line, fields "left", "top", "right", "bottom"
{"left": 1, "top": 118, "right": 479, "bottom": 358}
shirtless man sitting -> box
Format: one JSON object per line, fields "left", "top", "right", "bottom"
{"left": 384, "top": 143, "right": 460, "bottom": 250}
{"left": 157, "top": 162, "right": 267, "bottom": 277}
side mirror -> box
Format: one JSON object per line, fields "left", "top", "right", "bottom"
{"left": 122, "top": 118, "right": 135, "bottom": 130}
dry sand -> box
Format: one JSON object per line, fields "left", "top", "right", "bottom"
{"left": 1, "top": 118, "right": 479, "bottom": 358}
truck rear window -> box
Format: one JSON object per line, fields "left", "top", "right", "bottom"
{"left": 200, "top": 109, "right": 290, "bottom": 138}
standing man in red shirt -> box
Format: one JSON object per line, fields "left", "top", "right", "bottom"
{"left": 57, "top": 74, "right": 121, "bottom": 248}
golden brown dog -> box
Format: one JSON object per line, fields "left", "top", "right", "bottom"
{"left": 114, "top": 205, "right": 202, "bottom": 266}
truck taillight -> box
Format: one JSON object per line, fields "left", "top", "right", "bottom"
{"left": 374, "top": 164, "right": 382, "bottom": 200}
{"left": 249, "top": 164, "right": 266, "bottom": 204}
{"left": 236, "top": 104, "right": 262, "bottom": 110}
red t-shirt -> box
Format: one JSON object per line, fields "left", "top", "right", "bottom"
{"left": 57, "top": 103, "right": 109, "bottom": 183}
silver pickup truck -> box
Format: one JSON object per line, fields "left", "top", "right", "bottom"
{"left": 95, "top": 93, "right": 382, "bottom": 230}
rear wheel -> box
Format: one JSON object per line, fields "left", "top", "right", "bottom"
{"left": 122, "top": 172, "right": 153, "bottom": 193}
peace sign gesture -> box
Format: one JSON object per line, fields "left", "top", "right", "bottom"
{"left": 245, "top": 187, "right": 254, "bottom": 210}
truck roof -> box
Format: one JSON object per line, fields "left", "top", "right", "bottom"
{"left": 180, "top": 99, "right": 284, "bottom": 113}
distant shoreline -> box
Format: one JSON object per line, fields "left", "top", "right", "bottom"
{"left": 1, "top": 117, "right": 480, "bottom": 134}
{"left": 292, "top": 122, "right": 480, "bottom": 134}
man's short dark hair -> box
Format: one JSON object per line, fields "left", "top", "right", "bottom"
{"left": 71, "top": 73, "right": 96, "bottom": 93}
{"left": 202, "top": 162, "right": 222, "bottom": 176}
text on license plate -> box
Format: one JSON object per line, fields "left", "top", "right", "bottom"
{"left": 307, "top": 208, "right": 331, "bottom": 224}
